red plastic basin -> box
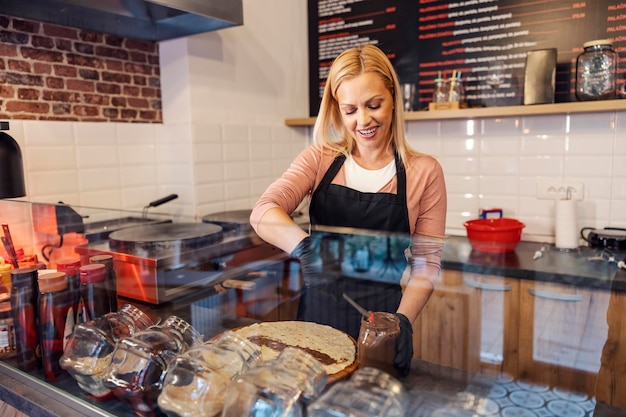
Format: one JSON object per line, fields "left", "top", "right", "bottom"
{"left": 463, "top": 217, "right": 525, "bottom": 253}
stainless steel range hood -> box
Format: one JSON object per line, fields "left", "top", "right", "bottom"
{"left": 0, "top": 0, "right": 243, "bottom": 41}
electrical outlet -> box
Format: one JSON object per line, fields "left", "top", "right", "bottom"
{"left": 536, "top": 181, "right": 584, "bottom": 200}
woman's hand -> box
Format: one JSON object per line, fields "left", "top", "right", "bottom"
{"left": 394, "top": 312, "right": 413, "bottom": 377}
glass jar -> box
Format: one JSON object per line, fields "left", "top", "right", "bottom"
{"left": 158, "top": 330, "right": 262, "bottom": 417}
{"left": 432, "top": 75, "right": 448, "bottom": 103}
{"left": 38, "top": 271, "right": 73, "bottom": 382}
{"left": 55, "top": 258, "right": 81, "bottom": 326}
{"left": 357, "top": 311, "right": 400, "bottom": 377}
{"left": 576, "top": 39, "right": 618, "bottom": 101}
{"left": 307, "top": 367, "right": 407, "bottom": 417}
{"left": 104, "top": 315, "right": 202, "bottom": 416}
{"left": 0, "top": 300, "right": 16, "bottom": 359}
{"left": 59, "top": 303, "right": 154, "bottom": 398}
{"left": 221, "top": 347, "right": 328, "bottom": 417}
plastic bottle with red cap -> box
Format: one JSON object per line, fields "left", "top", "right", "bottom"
{"left": 56, "top": 258, "right": 82, "bottom": 325}
{"left": 79, "top": 264, "right": 112, "bottom": 322}
{"left": 38, "top": 271, "right": 73, "bottom": 381}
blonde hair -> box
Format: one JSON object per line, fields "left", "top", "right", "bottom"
{"left": 312, "top": 44, "right": 416, "bottom": 168}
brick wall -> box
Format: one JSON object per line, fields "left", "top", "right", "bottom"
{"left": 0, "top": 14, "right": 162, "bottom": 123}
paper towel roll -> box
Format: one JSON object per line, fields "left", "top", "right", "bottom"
{"left": 555, "top": 199, "right": 578, "bottom": 249}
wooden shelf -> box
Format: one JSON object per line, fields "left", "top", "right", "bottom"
{"left": 284, "top": 99, "right": 626, "bottom": 126}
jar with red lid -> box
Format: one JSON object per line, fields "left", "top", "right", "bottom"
{"left": 357, "top": 311, "right": 400, "bottom": 377}
{"left": 56, "top": 258, "right": 81, "bottom": 325}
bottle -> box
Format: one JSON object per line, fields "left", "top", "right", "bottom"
{"left": 38, "top": 271, "right": 73, "bottom": 382}
{"left": 576, "top": 39, "right": 618, "bottom": 101}
{"left": 357, "top": 311, "right": 400, "bottom": 378}
{"left": 79, "top": 264, "right": 111, "bottom": 322}
{"left": 89, "top": 255, "right": 117, "bottom": 312}
{"left": 56, "top": 258, "right": 82, "bottom": 325}
{"left": 10, "top": 267, "right": 41, "bottom": 371}
{"left": 432, "top": 73, "right": 448, "bottom": 103}
{"left": 104, "top": 315, "right": 202, "bottom": 416}
{"left": 59, "top": 303, "right": 155, "bottom": 398}
{"left": 0, "top": 299, "right": 16, "bottom": 359}
{"left": 222, "top": 347, "right": 327, "bottom": 416}
{"left": 158, "top": 330, "right": 262, "bottom": 417}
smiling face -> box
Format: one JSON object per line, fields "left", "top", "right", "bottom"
{"left": 335, "top": 71, "right": 394, "bottom": 152}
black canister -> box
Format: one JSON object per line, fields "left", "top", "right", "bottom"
{"left": 89, "top": 255, "right": 117, "bottom": 312}
{"left": 38, "top": 271, "right": 72, "bottom": 382}
{"left": 10, "top": 267, "right": 41, "bottom": 371}
{"left": 79, "top": 264, "right": 111, "bottom": 322}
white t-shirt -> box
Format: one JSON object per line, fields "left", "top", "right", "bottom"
{"left": 344, "top": 154, "right": 396, "bottom": 193}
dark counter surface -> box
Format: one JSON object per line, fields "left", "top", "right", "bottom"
{"left": 443, "top": 235, "right": 626, "bottom": 291}
{"left": 1, "top": 236, "right": 624, "bottom": 416}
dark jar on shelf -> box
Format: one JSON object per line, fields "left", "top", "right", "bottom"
{"left": 59, "top": 303, "right": 155, "bottom": 399}
{"left": 89, "top": 255, "right": 117, "bottom": 312}
{"left": 104, "top": 315, "right": 202, "bottom": 416}
{"left": 38, "top": 271, "right": 73, "bottom": 382}
{"left": 79, "top": 264, "right": 112, "bottom": 322}
{"left": 10, "top": 267, "right": 41, "bottom": 371}
{"left": 56, "top": 258, "right": 82, "bottom": 325}
{"left": 576, "top": 39, "right": 618, "bottom": 101}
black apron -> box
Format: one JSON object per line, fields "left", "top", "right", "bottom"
{"left": 297, "top": 153, "right": 410, "bottom": 339}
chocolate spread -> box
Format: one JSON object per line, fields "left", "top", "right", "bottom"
{"left": 357, "top": 312, "right": 399, "bottom": 377}
{"left": 247, "top": 335, "right": 338, "bottom": 366}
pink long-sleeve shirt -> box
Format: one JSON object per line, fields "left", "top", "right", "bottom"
{"left": 251, "top": 144, "right": 447, "bottom": 283}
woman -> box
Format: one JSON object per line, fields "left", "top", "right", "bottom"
{"left": 250, "top": 44, "right": 447, "bottom": 376}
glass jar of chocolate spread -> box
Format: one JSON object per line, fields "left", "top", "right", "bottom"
{"left": 357, "top": 312, "right": 400, "bottom": 378}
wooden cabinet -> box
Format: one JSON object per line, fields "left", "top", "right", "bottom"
{"left": 518, "top": 279, "right": 611, "bottom": 398}
{"left": 414, "top": 270, "right": 518, "bottom": 375}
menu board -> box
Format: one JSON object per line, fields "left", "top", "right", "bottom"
{"left": 308, "top": 0, "right": 626, "bottom": 115}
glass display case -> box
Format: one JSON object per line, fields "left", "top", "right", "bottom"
{"left": 0, "top": 199, "right": 625, "bottom": 417}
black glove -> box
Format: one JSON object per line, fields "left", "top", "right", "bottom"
{"left": 394, "top": 312, "right": 414, "bottom": 378}
{"left": 290, "top": 236, "right": 317, "bottom": 276}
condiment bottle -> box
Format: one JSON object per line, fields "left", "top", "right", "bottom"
{"left": 222, "top": 347, "right": 327, "bottom": 417}
{"left": 38, "top": 271, "right": 73, "bottom": 381}
{"left": 10, "top": 267, "right": 41, "bottom": 371}
{"left": 0, "top": 299, "right": 16, "bottom": 359}
{"left": 89, "top": 255, "right": 117, "bottom": 312}
{"left": 79, "top": 264, "right": 111, "bottom": 322}
{"left": 59, "top": 303, "right": 155, "bottom": 399}
{"left": 0, "top": 257, "right": 12, "bottom": 294}
{"left": 576, "top": 39, "right": 618, "bottom": 101}
{"left": 104, "top": 315, "right": 202, "bottom": 416}
{"left": 307, "top": 367, "right": 407, "bottom": 417}
{"left": 158, "top": 330, "right": 262, "bottom": 417}
{"left": 357, "top": 311, "right": 400, "bottom": 378}
{"left": 56, "top": 258, "right": 82, "bottom": 325}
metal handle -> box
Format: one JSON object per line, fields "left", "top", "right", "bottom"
{"left": 464, "top": 278, "right": 512, "bottom": 292}
{"left": 528, "top": 288, "right": 584, "bottom": 302}
{"left": 148, "top": 194, "right": 178, "bottom": 207}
